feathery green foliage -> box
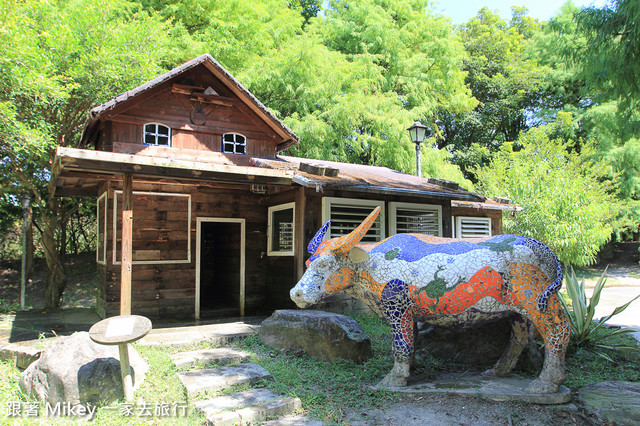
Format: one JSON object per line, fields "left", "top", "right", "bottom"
{"left": 476, "top": 114, "right": 620, "bottom": 266}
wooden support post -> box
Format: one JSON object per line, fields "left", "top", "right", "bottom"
{"left": 294, "top": 187, "right": 306, "bottom": 281}
{"left": 121, "top": 173, "right": 133, "bottom": 315}
{"left": 118, "top": 343, "right": 133, "bottom": 402}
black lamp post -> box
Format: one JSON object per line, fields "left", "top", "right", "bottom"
{"left": 407, "top": 121, "right": 429, "bottom": 177}
{"left": 20, "top": 194, "right": 31, "bottom": 310}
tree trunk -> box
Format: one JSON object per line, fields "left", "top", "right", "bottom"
{"left": 42, "top": 198, "right": 66, "bottom": 310}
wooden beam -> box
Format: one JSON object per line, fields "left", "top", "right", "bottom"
{"left": 294, "top": 186, "right": 306, "bottom": 281}
{"left": 55, "top": 147, "right": 294, "bottom": 186}
{"left": 120, "top": 173, "right": 133, "bottom": 315}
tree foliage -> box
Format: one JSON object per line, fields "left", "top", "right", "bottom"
{"left": 438, "top": 7, "right": 551, "bottom": 176}
{"left": 476, "top": 113, "right": 620, "bottom": 266}
{"left": 242, "top": 0, "right": 476, "bottom": 181}
{"left": 0, "top": 0, "right": 193, "bottom": 307}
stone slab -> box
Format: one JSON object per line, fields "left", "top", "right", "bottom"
{"left": 579, "top": 381, "right": 640, "bottom": 426}
{"left": 194, "top": 388, "right": 283, "bottom": 416}
{"left": 378, "top": 373, "right": 572, "bottom": 405}
{"left": 171, "top": 348, "right": 252, "bottom": 369}
{"left": 264, "top": 415, "right": 324, "bottom": 425}
{"left": 235, "top": 397, "right": 301, "bottom": 424}
{"left": 195, "top": 390, "right": 301, "bottom": 426}
{"left": 138, "top": 322, "right": 259, "bottom": 347}
{"left": 177, "top": 363, "right": 272, "bottom": 397}
{"left": 0, "top": 342, "right": 42, "bottom": 369}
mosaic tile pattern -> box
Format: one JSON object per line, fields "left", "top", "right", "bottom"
{"left": 290, "top": 208, "right": 570, "bottom": 392}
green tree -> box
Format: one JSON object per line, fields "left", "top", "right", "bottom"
{"left": 243, "top": 0, "right": 476, "bottom": 184}
{"left": 0, "top": 0, "right": 192, "bottom": 308}
{"left": 572, "top": 0, "right": 640, "bottom": 107}
{"left": 440, "top": 7, "right": 550, "bottom": 177}
{"left": 136, "top": 0, "right": 304, "bottom": 71}
{"left": 476, "top": 113, "right": 620, "bottom": 266}
{"left": 535, "top": 1, "right": 640, "bottom": 235}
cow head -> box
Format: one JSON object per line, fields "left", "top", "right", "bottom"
{"left": 290, "top": 207, "right": 380, "bottom": 308}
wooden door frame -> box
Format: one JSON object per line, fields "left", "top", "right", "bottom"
{"left": 195, "top": 217, "right": 246, "bottom": 320}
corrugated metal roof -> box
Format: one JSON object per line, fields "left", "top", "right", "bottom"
{"left": 253, "top": 156, "right": 487, "bottom": 202}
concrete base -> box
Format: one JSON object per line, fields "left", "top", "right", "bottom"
{"left": 379, "top": 373, "right": 572, "bottom": 405}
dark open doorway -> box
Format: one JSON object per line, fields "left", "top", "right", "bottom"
{"left": 197, "top": 219, "right": 244, "bottom": 319}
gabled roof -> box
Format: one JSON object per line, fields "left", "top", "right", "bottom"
{"left": 80, "top": 54, "right": 299, "bottom": 149}
{"left": 253, "top": 156, "right": 488, "bottom": 202}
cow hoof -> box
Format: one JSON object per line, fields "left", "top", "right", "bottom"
{"left": 482, "top": 368, "right": 510, "bottom": 378}
{"left": 526, "top": 378, "right": 559, "bottom": 394}
{"left": 377, "top": 372, "right": 407, "bottom": 388}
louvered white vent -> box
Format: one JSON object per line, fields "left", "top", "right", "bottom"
{"left": 390, "top": 202, "right": 442, "bottom": 236}
{"left": 455, "top": 216, "right": 492, "bottom": 238}
{"left": 322, "top": 197, "right": 385, "bottom": 243}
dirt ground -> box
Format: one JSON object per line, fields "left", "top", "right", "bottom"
{"left": 343, "top": 393, "right": 595, "bottom": 425}
{"left": 1, "top": 244, "right": 638, "bottom": 425}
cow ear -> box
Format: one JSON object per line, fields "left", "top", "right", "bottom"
{"left": 348, "top": 247, "right": 370, "bottom": 264}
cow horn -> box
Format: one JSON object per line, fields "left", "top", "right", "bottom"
{"left": 328, "top": 207, "right": 381, "bottom": 257}
{"left": 307, "top": 220, "right": 331, "bottom": 254}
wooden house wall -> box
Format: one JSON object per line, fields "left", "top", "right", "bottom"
{"left": 97, "top": 181, "right": 271, "bottom": 319}
{"left": 101, "top": 65, "right": 280, "bottom": 158}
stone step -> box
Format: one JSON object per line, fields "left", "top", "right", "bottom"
{"left": 194, "top": 389, "right": 302, "bottom": 426}
{"left": 138, "top": 322, "right": 259, "bottom": 347}
{"left": 264, "top": 415, "right": 325, "bottom": 425}
{"left": 178, "top": 363, "right": 272, "bottom": 397}
{"left": 171, "top": 348, "right": 252, "bottom": 369}
{"left": 0, "top": 342, "right": 43, "bottom": 370}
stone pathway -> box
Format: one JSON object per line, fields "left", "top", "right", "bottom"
{"left": 171, "top": 347, "right": 322, "bottom": 425}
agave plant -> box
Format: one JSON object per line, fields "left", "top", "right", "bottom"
{"left": 559, "top": 266, "right": 640, "bottom": 361}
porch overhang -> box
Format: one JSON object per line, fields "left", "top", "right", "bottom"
{"left": 52, "top": 147, "right": 294, "bottom": 197}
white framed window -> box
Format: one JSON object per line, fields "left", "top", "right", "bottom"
{"left": 454, "top": 216, "right": 492, "bottom": 238}
{"left": 389, "top": 202, "right": 442, "bottom": 236}
{"left": 222, "top": 133, "right": 247, "bottom": 154}
{"left": 143, "top": 123, "right": 171, "bottom": 146}
{"left": 321, "top": 197, "right": 385, "bottom": 243}
{"left": 267, "top": 202, "right": 295, "bottom": 256}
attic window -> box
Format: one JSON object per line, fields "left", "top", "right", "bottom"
{"left": 143, "top": 123, "right": 171, "bottom": 146}
{"left": 222, "top": 133, "right": 246, "bottom": 155}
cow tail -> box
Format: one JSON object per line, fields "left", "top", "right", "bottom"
{"left": 523, "top": 237, "right": 563, "bottom": 312}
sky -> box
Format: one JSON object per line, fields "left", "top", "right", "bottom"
{"left": 433, "top": 0, "right": 611, "bottom": 24}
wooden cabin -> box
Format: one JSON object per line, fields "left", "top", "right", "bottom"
{"left": 52, "top": 54, "right": 520, "bottom": 319}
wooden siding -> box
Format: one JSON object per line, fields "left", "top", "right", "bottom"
{"left": 99, "top": 182, "right": 271, "bottom": 319}
{"left": 104, "top": 65, "right": 279, "bottom": 159}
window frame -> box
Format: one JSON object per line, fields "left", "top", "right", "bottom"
{"left": 389, "top": 201, "right": 442, "bottom": 236}
{"left": 96, "top": 192, "right": 107, "bottom": 265}
{"left": 454, "top": 216, "right": 492, "bottom": 238}
{"left": 222, "top": 133, "right": 247, "bottom": 155}
{"left": 142, "top": 123, "right": 171, "bottom": 147}
{"left": 267, "top": 202, "right": 296, "bottom": 256}
{"left": 321, "top": 197, "right": 385, "bottom": 243}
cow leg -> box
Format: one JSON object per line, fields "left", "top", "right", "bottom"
{"left": 509, "top": 263, "right": 570, "bottom": 393}
{"left": 378, "top": 279, "right": 413, "bottom": 388}
{"left": 483, "top": 315, "right": 531, "bottom": 377}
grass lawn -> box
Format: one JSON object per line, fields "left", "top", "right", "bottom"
{"left": 1, "top": 313, "right": 639, "bottom": 424}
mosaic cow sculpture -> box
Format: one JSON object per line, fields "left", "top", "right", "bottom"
{"left": 290, "top": 207, "right": 570, "bottom": 394}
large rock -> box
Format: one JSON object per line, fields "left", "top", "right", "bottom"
{"left": 579, "top": 381, "right": 640, "bottom": 426}
{"left": 19, "top": 331, "right": 148, "bottom": 407}
{"left": 417, "top": 317, "right": 543, "bottom": 370}
{"left": 259, "top": 310, "right": 372, "bottom": 363}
